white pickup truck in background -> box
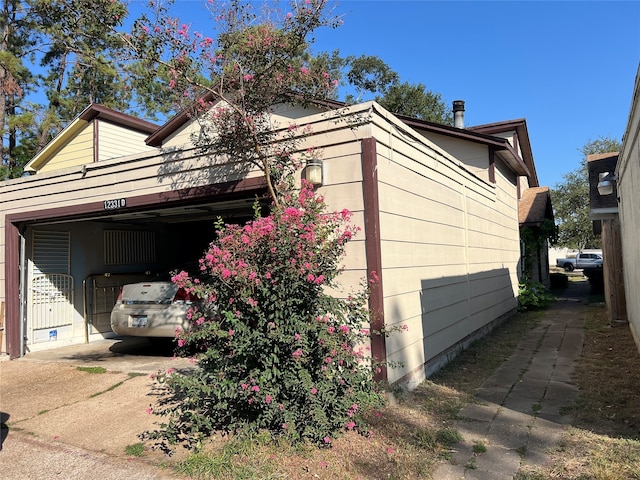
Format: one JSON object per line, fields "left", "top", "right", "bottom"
{"left": 555, "top": 252, "right": 603, "bottom": 272}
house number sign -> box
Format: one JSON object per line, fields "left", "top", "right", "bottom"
{"left": 104, "top": 198, "right": 126, "bottom": 210}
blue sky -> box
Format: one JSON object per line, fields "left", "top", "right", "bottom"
{"left": 134, "top": 0, "right": 640, "bottom": 188}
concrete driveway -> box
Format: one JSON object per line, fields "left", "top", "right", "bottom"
{"left": 0, "top": 338, "right": 193, "bottom": 479}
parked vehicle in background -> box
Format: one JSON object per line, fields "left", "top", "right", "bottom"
{"left": 110, "top": 280, "right": 197, "bottom": 338}
{"left": 110, "top": 263, "right": 207, "bottom": 339}
{"left": 556, "top": 252, "right": 603, "bottom": 272}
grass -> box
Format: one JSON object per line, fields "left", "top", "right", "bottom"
{"left": 125, "top": 442, "right": 146, "bottom": 457}
{"left": 517, "top": 302, "right": 640, "bottom": 480}
{"left": 76, "top": 366, "right": 107, "bottom": 374}
{"left": 145, "top": 280, "right": 640, "bottom": 479}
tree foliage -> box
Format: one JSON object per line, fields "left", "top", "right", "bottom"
{"left": 1, "top": 0, "right": 132, "bottom": 179}
{"left": 551, "top": 135, "right": 622, "bottom": 249}
{"left": 144, "top": 182, "right": 387, "bottom": 450}
{"left": 342, "top": 54, "right": 452, "bottom": 124}
{"left": 2, "top": 0, "right": 454, "bottom": 180}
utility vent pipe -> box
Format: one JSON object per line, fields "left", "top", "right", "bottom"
{"left": 453, "top": 100, "right": 465, "bottom": 128}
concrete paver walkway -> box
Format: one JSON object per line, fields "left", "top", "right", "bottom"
{"left": 433, "top": 280, "right": 590, "bottom": 479}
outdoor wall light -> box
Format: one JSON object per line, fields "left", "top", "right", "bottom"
{"left": 304, "top": 158, "right": 324, "bottom": 187}
{"left": 597, "top": 172, "right": 616, "bottom": 196}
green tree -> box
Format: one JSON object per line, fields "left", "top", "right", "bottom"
{"left": 1, "top": 0, "right": 134, "bottom": 179}
{"left": 551, "top": 135, "right": 622, "bottom": 249}
{"left": 123, "top": 0, "right": 342, "bottom": 206}
{"left": 378, "top": 81, "right": 453, "bottom": 124}
{"left": 1, "top": 0, "right": 38, "bottom": 179}
{"left": 342, "top": 54, "right": 452, "bottom": 125}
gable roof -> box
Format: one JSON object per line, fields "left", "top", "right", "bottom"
{"left": 397, "top": 114, "right": 532, "bottom": 178}
{"left": 519, "top": 186, "right": 554, "bottom": 226}
{"left": 147, "top": 97, "right": 534, "bottom": 179}
{"left": 468, "top": 119, "right": 539, "bottom": 186}
{"left": 25, "top": 104, "right": 159, "bottom": 173}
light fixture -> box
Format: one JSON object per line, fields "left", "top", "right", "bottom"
{"left": 304, "top": 158, "right": 323, "bottom": 187}
{"left": 597, "top": 172, "right": 616, "bottom": 196}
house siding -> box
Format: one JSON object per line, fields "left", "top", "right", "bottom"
{"left": 2, "top": 102, "right": 522, "bottom": 384}
{"left": 369, "top": 109, "right": 519, "bottom": 386}
{"left": 618, "top": 66, "right": 640, "bottom": 351}
{"left": 97, "top": 121, "right": 157, "bottom": 161}
{"left": 38, "top": 123, "right": 94, "bottom": 173}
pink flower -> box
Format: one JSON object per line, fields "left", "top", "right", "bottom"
{"left": 339, "top": 325, "right": 350, "bottom": 334}
{"left": 346, "top": 421, "right": 356, "bottom": 430}
{"left": 265, "top": 395, "right": 272, "bottom": 404}
{"left": 166, "top": 368, "right": 175, "bottom": 375}
{"left": 146, "top": 407, "right": 153, "bottom": 415}
{"left": 386, "top": 447, "right": 394, "bottom": 454}
{"left": 282, "top": 423, "right": 287, "bottom": 429}
{"left": 251, "top": 385, "right": 260, "bottom": 392}
{"left": 196, "top": 317, "right": 205, "bottom": 325}
{"left": 311, "top": 388, "right": 317, "bottom": 394}
{"left": 279, "top": 403, "right": 284, "bottom": 411}
{"left": 177, "top": 339, "right": 185, "bottom": 347}
{"left": 319, "top": 461, "right": 327, "bottom": 469}
{"left": 323, "top": 436, "right": 331, "bottom": 444}
{"left": 241, "top": 383, "right": 248, "bottom": 390}
{"left": 325, "top": 357, "right": 332, "bottom": 363}
{"left": 292, "top": 348, "right": 303, "bottom": 358}
{"left": 228, "top": 329, "right": 235, "bottom": 336}
{"left": 294, "top": 333, "right": 301, "bottom": 341}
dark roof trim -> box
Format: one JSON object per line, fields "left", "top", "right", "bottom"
{"left": 146, "top": 91, "right": 342, "bottom": 147}
{"left": 80, "top": 103, "right": 159, "bottom": 134}
{"left": 469, "top": 119, "right": 539, "bottom": 186}
{"left": 146, "top": 95, "right": 533, "bottom": 178}
{"left": 397, "top": 114, "right": 531, "bottom": 177}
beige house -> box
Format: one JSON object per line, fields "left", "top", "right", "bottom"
{"left": 617, "top": 64, "right": 640, "bottom": 350}
{"left": 0, "top": 100, "right": 548, "bottom": 386}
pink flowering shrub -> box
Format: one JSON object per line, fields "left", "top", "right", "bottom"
{"left": 145, "top": 181, "right": 385, "bottom": 450}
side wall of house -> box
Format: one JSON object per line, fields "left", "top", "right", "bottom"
{"left": 617, "top": 68, "right": 640, "bottom": 352}
{"left": 369, "top": 112, "right": 520, "bottom": 386}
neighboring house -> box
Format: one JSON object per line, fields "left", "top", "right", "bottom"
{"left": 588, "top": 152, "right": 627, "bottom": 325}
{"left": 616, "top": 64, "right": 640, "bottom": 349}
{"left": 0, "top": 100, "right": 549, "bottom": 386}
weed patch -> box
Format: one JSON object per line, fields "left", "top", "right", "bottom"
{"left": 76, "top": 366, "right": 107, "bottom": 374}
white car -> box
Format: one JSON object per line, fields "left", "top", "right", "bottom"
{"left": 110, "top": 280, "right": 196, "bottom": 338}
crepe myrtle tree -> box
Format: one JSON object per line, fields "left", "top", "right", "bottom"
{"left": 123, "top": 0, "right": 344, "bottom": 207}
{"left": 143, "top": 181, "right": 398, "bottom": 450}
{"left": 129, "top": 1, "right": 405, "bottom": 449}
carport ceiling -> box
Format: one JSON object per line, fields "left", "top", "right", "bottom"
{"left": 104, "top": 198, "right": 260, "bottom": 224}
{"left": 33, "top": 198, "right": 262, "bottom": 226}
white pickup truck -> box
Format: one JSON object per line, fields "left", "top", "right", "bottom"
{"left": 556, "top": 252, "right": 603, "bottom": 272}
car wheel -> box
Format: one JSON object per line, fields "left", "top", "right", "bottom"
{"left": 564, "top": 263, "right": 574, "bottom": 272}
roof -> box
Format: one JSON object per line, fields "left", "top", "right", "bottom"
{"left": 25, "top": 104, "right": 159, "bottom": 173}
{"left": 469, "top": 119, "right": 539, "bottom": 186}
{"left": 148, "top": 96, "right": 535, "bottom": 179}
{"left": 519, "top": 186, "right": 554, "bottom": 226}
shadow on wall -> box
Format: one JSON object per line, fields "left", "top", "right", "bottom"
{"left": 157, "top": 145, "right": 256, "bottom": 199}
{"left": 417, "top": 268, "right": 516, "bottom": 379}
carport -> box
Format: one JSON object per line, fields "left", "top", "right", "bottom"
{"left": 4, "top": 179, "right": 266, "bottom": 358}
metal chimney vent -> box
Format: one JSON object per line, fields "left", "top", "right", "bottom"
{"left": 453, "top": 100, "right": 465, "bottom": 128}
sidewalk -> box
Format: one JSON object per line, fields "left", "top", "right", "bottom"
{"left": 433, "top": 280, "right": 590, "bottom": 479}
